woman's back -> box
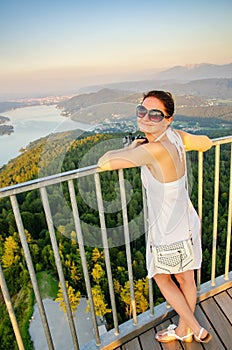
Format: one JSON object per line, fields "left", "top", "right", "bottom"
{"left": 145, "top": 129, "right": 185, "bottom": 183}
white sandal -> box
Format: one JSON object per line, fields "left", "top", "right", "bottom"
{"left": 194, "top": 327, "right": 212, "bottom": 343}
{"left": 155, "top": 324, "right": 193, "bottom": 343}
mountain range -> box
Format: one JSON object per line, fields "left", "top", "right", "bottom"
{"left": 151, "top": 63, "right": 232, "bottom": 81}
{"left": 56, "top": 64, "right": 232, "bottom": 124}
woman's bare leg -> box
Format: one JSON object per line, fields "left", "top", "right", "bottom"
{"left": 154, "top": 272, "right": 208, "bottom": 338}
{"left": 174, "top": 270, "right": 197, "bottom": 335}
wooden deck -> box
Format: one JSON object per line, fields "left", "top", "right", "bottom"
{"left": 82, "top": 274, "right": 232, "bottom": 350}
{"left": 117, "top": 287, "right": 232, "bottom": 350}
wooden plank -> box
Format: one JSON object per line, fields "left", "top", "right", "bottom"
{"left": 200, "top": 297, "right": 231, "bottom": 350}
{"left": 196, "top": 275, "right": 232, "bottom": 303}
{"left": 180, "top": 341, "right": 203, "bottom": 350}
{"left": 172, "top": 315, "right": 203, "bottom": 350}
{"left": 214, "top": 291, "right": 232, "bottom": 323}
{"left": 227, "top": 288, "right": 232, "bottom": 298}
{"left": 195, "top": 303, "right": 225, "bottom": 350}
{"left": 155, "top": 320, "right": 183, "bottom": 350}
{"left": 121, "top": 338, "right": 141, "bottom": 350}
{"left": 139, "top": 328, "right": 161, "bottom": 350}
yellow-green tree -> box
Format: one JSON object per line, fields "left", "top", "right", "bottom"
{"left": 120, "top": 281, "right": 132, "bottom": 318}
{"left": 113, "top": 279, "right": 122, "bottom": 295}
{"left": 119, "top": 278, "right": 149, "bottom": 318}
{"left": 86, "top": 285, "right": 111, "bottom": 319}
{"left": 134, "top": 278, "right": 149, "bottom": 313}
{"left": 55, "top": 281, "right": 81, "bottom": 313}
{"left": 64, "top": 259, "right": 81, "bottom": 284}
{"left": 91, "top": 263, "right": 105, "bottom": 284}
{"left": 91, "top": 247, "right": 104, "bottom": 263}
{"left": 1, "top": 235, "right": 20, "bottom": 268}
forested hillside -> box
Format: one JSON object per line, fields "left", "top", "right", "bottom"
{"left": 0, "top": 129, "right": 231, "bottom": 349}
{"left": 57, "top": 88, "right": 232, "bottom": 124}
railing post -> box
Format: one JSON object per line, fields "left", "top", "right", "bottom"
{"left": 211, "top": 144, "right": 220, "bottom": 286}
{"left": 68, "top": 179, "right": 101, "bottom": 345}
{"left": 10, "top": 195, "right": 55, "bottom": 350}
{"left": 197, "top": 151, "right": 204, "bottom": 290}
{"left": 0, "top": 263, "right": 25, "bottom": 350}
{"left": 142, "top": 184, "right": 154, "bottom": 316}
{"left": 40, "top": 187, "right": 80, "bottom": 350}
{"left": 225, "top": 143, "right": 232, "bottom": 280}
{"left": 118, "top": 169, "right": 137, "bottom": 325}
{"left": 94, "top": 173, "right": 119, "bottom": 335}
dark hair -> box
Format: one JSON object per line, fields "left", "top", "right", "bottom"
{"left": 142, "top": 90, "right": 175, "bottom": 117}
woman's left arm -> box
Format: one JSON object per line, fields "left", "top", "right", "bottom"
{"left": 177, "top": 130, "right": 213, "bottom": 152}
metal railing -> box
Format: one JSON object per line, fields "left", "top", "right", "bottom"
{"left": 0, "top": 135, "right": 231, "bottom": 350}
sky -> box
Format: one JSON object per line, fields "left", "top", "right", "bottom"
{"left": 0, "top": 0, "right": 232, "bottom": 98}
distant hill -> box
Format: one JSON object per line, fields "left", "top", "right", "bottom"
{"left": 165, "top": 78, "right": 232, "bottom": 99}
{"left": 90, "top": 78, "right": 232, "bottom": 99}
{"left": 58, "top": 88, "right": 133, "bottom": 114}
{"left": 58, "top": 89, "right": 141, "bottom": 123}
{"left": 77, "top": 63, "right": 232, "bottom": 96}
{"left": 57, "top": 88, "right": 232, "bottom": 124}
{"left": 0, "top": 101, "right": 27, "bottom": 113}
{"left": 152, "top": 63, "right": 232, "bottom": 81}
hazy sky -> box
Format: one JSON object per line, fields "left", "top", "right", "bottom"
{"left": 1, "top": 0, "right": 232, "bottom": 97}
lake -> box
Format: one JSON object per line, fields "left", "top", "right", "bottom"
{"left": 0, "top": 105, "right": 92, "bottom": 166}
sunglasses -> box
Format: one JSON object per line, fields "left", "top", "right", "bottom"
{"left": 136, "top": 104, "right": 170, "bottom": 123}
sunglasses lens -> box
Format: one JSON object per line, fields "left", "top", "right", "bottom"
{"left": 136, "top": 105, "right": 147, "bottom": 118}
{"left": 148, "top": 110, "right": 164, "bottom": 122}
{"left": 136, "top": 105, "right": 165, "bottom": 122}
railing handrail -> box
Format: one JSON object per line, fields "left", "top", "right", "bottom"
{"left": 0, "top": 164, "right": 98, "bottom": 197}
{"left": 0, "top": 135, "right": 231, "bottom": 198}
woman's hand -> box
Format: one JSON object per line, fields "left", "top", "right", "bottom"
{"left": 128, "top": 137, "right": 148, "bottom": 149}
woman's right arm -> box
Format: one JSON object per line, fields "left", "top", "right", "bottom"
{"left": 97, "top": 141, "right": 156, "bottom": 171}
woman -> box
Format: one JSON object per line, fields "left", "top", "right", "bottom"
{"left": 97, "top": 90, "right": 212, "bottom": 343}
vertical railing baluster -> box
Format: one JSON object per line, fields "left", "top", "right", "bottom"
{"left": 142, "top": 184, "right": 154, "bottom": 316}
{"left": 68, "top": 179, "right": 101, "bottom": 345}
{"left": 40, "top": 187, "right": 80, "bottom": 350}
{"left": 94, "top": 173, "right": 119, "bottom": 335}
{"left": 0, "top": 263, "right": 25, "bottom": 350}
{"left": 118, "top": 169, "right": 137, "bottom": 325}
{"left": 10, "top": 195, "right": 55, "bottom": 350}
{"left": 211, "top": 144, "right": 220, "bottom": 286}
{"left": 197, "top": 151, "right": 203, "bottom": 290}
{"left": 225, "top": 143, "right": 232, "bottom": 280}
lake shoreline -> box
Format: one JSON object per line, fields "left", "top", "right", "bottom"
{"left": 0, "top": 105, "right": 92, "bottom": 166}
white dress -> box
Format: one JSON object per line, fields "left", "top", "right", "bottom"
{"left": 141, "top": 129, "right": 202, "bottom": 278}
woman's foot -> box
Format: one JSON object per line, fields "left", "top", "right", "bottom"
{"left": 194, "top": 328, "right": 212, "bottom": 343}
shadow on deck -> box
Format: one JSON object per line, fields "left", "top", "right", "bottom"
{"left": 82, "top": 273, "right": 232, "bottom": 350}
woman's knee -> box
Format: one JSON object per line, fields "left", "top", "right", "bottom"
{"left": 153, "top": 273, "right": 172, "bottom": 287}
{"left": 174, "top": 270, "right": 195, "bottom": 287}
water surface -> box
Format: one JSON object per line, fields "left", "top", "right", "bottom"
{"left": 0, "top": 105, "right": 91, "bottom": 166}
